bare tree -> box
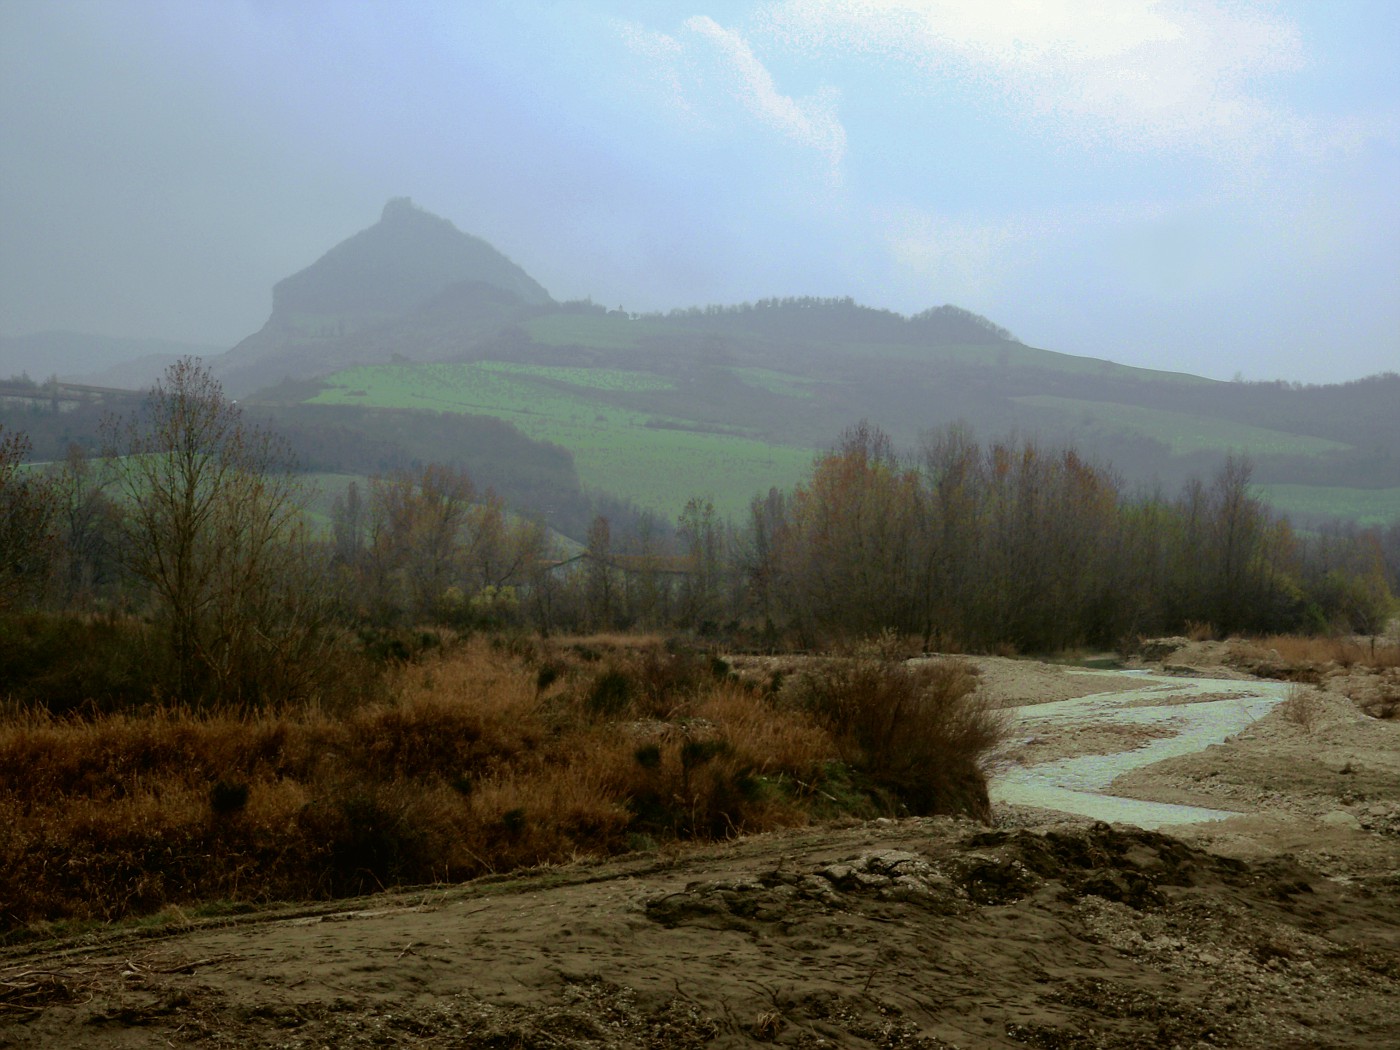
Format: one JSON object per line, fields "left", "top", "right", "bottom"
{"left": 367, "top": 465, "right": 476, "bottom": 619}
{"left": 584, "top": 515, "right": 616, "bottom": 630}
{"left": 104, "top": 359, "right": 316, "bottom": 706}
{"left": 45, "top": 444, "right": 122, "bottom": 608}
{"left": 0, "top": 424, "right": 57, "bottom": 613}
{"left": 677, "top": 496, "right": 724, "bottom": 631}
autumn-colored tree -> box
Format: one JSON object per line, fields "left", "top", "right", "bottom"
{"left": 366, "top": 465, "right": 475, "bottom": 620}
{"left": 777, "top": 422, "right": 924, "bottom": 641}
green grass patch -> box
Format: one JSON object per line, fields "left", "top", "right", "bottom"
{"left": 297, "top": 471, "right": 367, "bottom": 530}
{"left": 848, "top": 342, "right": 1214, "bottom": 383}
{"left": 523, "top": 314, "right": 675, "bottom": 349}
{"left": 1014, "top": 395, "right": 1352, "bottom": 457}
{"left": 730, "top": 367, "right": 817, "bottom": 399}
{"left": 479, "top": 361, "right": 675, "bottom": 392}
{"left": 1253, "top": 484, "right": 1400, "bottom": 527}
{"left": 306, "top": 363, "right": 814, "bottom": 518}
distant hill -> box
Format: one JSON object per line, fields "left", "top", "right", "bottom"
{"left": 271, "top": 197, "right": 551, "bottom": 319}
{"left": 278, "top": 295, "right": 1400, "bottom": 526}
{"left": 215, "top": 198, "right": 552, "bottom": 394}
{"left": 193, "top": 199, "right": 1394, "bottom": 527}
{"left": 7, "top": 200, "right": 1395, "bottom": 533}
{"left": 0, "top": 331, "right": 222, "bottom": 389}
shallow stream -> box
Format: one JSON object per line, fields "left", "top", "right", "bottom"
{"left": 989, "top": 670, "right": 1292, "bottom": 829}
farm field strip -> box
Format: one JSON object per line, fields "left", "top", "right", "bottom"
{"left": 478, "top": 360, "right": 676, "bottom": 392}
{"left": 728, "top": 367, "right": 818, "bottom": 399}
{"left": 841, "top": 342, "right": 1209, "bottom": 383}
{"left": 1013, "top": 394, "right": 1353, "bottom": 457}
{"left": 307, "top": 362, "right": 816, "bottom": 517}
{"left": 523, "top": 313, "right": 674, "bottom": 349}
{"left": 1252, "top": 483, "right": 1400, "bottom": 527}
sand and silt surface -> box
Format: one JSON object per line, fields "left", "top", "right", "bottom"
{"left": 4, "top": 643, "right": 1398, "bottom": 1047}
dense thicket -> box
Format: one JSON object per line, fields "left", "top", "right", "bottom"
{"left": 732, "top": 423, "right": 1392, "bottom": 650}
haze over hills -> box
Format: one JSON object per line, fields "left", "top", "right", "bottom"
{"left": 0, "top": 331, "right": 222, "bottom": 387}
{"left": 212, "top": 198, "right": 552, "bottom": 394}
{"left": 4, "top": 199, "right": 1398, "bottom": 532}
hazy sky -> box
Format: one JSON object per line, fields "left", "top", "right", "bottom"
{"left": 2, "top": 1, "right": 1396, "bottom": 382}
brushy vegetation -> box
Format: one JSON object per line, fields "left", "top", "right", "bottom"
{"left": 775, "top": 633, "right": 1000, "bottom": 820}
{"left": 0, "top": 612, "right": 390, "bottom": 719}
{"left": 1232, "top": 632, "right": 1400, "bottom": 720}
{"left": 1277, "top": 683, "right": 1324, "bottom": 733}
{"left": 0, "top": 636, "right": 1001, "bottom": 936}
{"left": 1235, "top": 633, "right": 1400, "bottom": 673}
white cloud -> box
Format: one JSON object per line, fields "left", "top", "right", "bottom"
{"left": 616, "top": 14, "right": 847, "bottom": 181}
{"left": 881, "top": 208, "right": 1028, "bottom": 300}
{"left": 879, "top": 197, "right": 1177, "bottom": 302}
{"left": 760, "top": 0, "right": 1314, "bottom": 161}
{"left": 615, "top": 20, "right": 698, "bottom": 121}
{"left": 684, "top": 16, "right": 846, "bottom": 175}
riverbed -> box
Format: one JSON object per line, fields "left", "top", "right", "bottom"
{"left": 989, "top": 670, "right": 1293, "bottom": 828}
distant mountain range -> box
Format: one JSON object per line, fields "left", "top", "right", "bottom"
{"left": 3, "top": 199, "right": 1396, "bottom": 530}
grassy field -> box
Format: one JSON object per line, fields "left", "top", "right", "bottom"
{"left": 523, "top": 313, "right": 675, "bottom": 350}
{"left": 480, "top": 361, "right": 676, "bottom": 392}
{"left": 729, "top": 367, "right": 818, "bottom": 400}
{"left": 297, "top": 471, "right": 366, "bottom": 529}
{"left": 855, "top": 342, "right": 1213, "bottom": 384}
{"left": 307, "top": 363, "right": 815, "bottom": 518}
{"left": 1014, "top": 395, "right": 1353, "bottom": 457}
{"left": 1253, "top": 484, "right": 1400, "bottom": 527}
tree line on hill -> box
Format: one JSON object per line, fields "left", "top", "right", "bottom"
{"left": 1, "top": 361, "right": 1396, "bottom": 713}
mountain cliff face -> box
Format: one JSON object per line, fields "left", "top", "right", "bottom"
{"left": 215, "top": 199, "right": 552, "bottom": 394}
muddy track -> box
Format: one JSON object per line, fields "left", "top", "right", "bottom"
{"left": 3, "top": 815, "right": 1399, "bottom": 1049}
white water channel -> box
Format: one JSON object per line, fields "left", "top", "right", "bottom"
{"left": 990, "top": 670, "right": 1292, "bottom": 829}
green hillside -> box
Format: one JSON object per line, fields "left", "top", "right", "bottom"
{"left": 128, "top": 202, "right": 1400, "bottom": 530}
{"left": 1013, "top": 395, "right": 1352, "bottom": 457}
{"left": 11, "top": 201, "right": 1395, "bottom": 537}
{"left": 281, "top": 296, "right": 1399, "bottom": 526}
{"left": 307, "top": 362, "right": 815, "bottom": 518}
{"left": 1252, "top": 484, "right": 1400, "bottom": 528}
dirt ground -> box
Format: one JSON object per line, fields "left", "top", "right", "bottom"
{"left": 3, "top": 645, "right": 1398, "bottom": 1049}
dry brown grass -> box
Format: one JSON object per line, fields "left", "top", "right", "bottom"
{"left": 1277, "top": 683, "right": 1324, "bottom": 734}
{"left": 1, "top": 635, "right": 1011, "bottom": 933}
{"left": 1185, "top": 621, "right": 1217, "bottom": 642}
{"left": 778, "top": 639, "right": 1004, "bottom": 820}
{"left": 1241, "top": 634, "right": 1400, "bottom": 672}
{"left": 0, "top": 637, "right": 855, "bottom": 933}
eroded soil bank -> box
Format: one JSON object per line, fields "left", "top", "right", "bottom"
{"left": 2, "top": 644, "right": 1397, "bottom": 1049}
